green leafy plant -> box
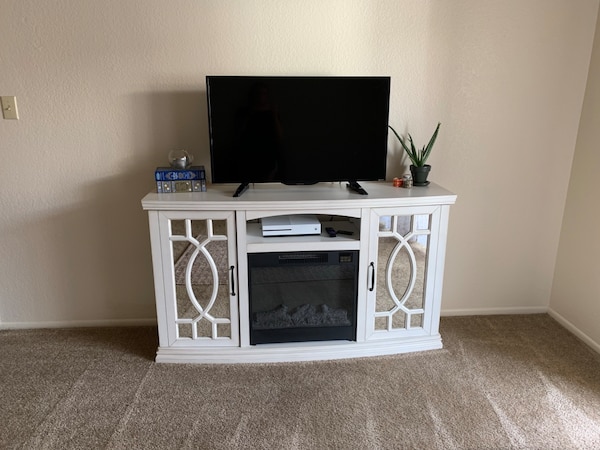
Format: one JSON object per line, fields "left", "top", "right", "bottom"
{"left": 388, "top": 122, "right": 441, "bottom": 167}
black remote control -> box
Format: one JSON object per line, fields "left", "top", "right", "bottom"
{"left": 336, "top": 230, "right": 354, "bottom": 235}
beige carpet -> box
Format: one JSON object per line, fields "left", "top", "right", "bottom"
{"left": 2, "top": 314, "right": 600, "bottom": 449}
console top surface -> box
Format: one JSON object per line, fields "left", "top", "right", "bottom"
{"left": 142, "top": 181, "right": 456, "bottom": 211}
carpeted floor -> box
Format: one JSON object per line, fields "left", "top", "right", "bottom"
{"left": 1, "top": 314, "right": 600, "bottom": 449}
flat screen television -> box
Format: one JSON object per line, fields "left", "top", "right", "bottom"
{"left": 206, "top": 76, "right": 391, "bottom": 196}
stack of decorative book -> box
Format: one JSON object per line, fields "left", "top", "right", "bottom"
{"left": 155, "top": 165, "right": 206, "bottom": 193}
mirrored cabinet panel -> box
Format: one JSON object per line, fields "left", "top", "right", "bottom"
{"left": 157, "top": 212, "right": 239, "bottom": 347}
{"left": 374, "top": 215, "right": 429, "bottom": 331}
{"left": 368, "top": 208, "right": 443, "bottom": 340}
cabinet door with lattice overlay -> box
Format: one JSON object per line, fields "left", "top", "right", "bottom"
{"left": 365, "top": 205, "right": 445, "bottom": 341}
{"left": 151, "top": 210, "right": 239, "bottom": 347}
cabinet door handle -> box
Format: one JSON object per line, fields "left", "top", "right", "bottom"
{"left": 369, "top": 262, "right": 375, "bottom": 291}
{"left": 230, "top": 265, "right": 236, "bottom": 296}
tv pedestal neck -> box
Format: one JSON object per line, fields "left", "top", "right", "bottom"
{"left": 141, "top": 181, "right": 457, "bottom": 364}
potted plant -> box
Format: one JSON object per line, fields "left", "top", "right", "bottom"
{"left": 388, "top": 122, "right": 441, "bottom": 186}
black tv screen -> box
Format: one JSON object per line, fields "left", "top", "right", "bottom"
{"left": 206, "top": 76, "right": 390, "bottom": 187}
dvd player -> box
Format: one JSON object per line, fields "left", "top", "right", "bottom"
{"left": 261, "top": 215, "right": 321, "bottom": 237}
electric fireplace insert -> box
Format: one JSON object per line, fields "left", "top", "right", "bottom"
{"left": 248, "top": 250, "right": 359, "bottom": 345}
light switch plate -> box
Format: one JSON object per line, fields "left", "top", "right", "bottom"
{"left": 1, "top": 96, "right": 19, "bottom": 120}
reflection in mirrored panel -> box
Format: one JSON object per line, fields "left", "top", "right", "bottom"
{"left": 170, "top": 219, "right": 232, "bottom": 340}
{"left": 374, "top": 214, "right": 429, "bottom": 331}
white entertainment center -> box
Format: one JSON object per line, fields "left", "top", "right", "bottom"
{"left": 142, "top": 181, "right": 456, "bottom": 364}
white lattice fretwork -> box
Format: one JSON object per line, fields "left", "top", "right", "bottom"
{"left": 170, "top": 218, "right": 231, "bottom": 340}
{"left": 374, "top": 214, "right": 430, "bottom": 331}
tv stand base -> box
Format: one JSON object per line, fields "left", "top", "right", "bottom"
{"left": 155, "top": 335, "right": 443, "bottom": 364}
{"left": 235, "top": 181, "right": 369, "bottom": 197}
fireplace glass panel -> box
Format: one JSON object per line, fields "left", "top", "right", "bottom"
{"left": 248, "top": 251, "right": 358, "bottom": 344}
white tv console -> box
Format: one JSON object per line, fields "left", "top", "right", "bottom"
{"left": 142, "top": 181, "right": 456, "bottom": 364}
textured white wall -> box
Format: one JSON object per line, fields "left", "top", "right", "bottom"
{"left": 0, "top": 0, "right": 598, "bottom": 326}
{"left": 550, "top": 6, "right": 600, "bottom": 349}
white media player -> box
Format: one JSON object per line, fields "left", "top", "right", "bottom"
{"left": 261, "top": 215, "right": 321, "bottom": 237}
